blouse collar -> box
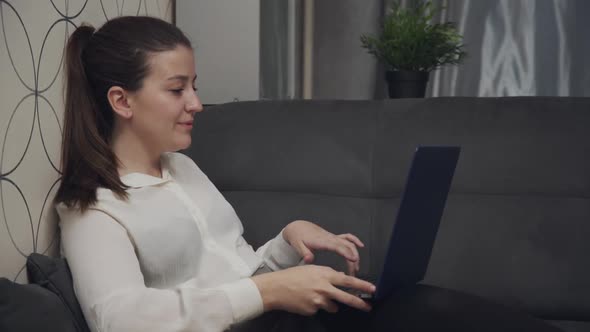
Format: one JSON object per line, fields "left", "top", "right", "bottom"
{"left": 119, "top": 154, "right": 173, "bottom": 188}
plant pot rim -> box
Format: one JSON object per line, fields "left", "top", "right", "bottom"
{"left": 386, "top": 70, "right": 430, "bottom": 82}
{"left": 386, "top": 70, "right": 430, "bottom": 73}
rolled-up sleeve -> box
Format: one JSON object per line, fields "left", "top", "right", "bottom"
{"left": 60, "top": 208, "right": 263, "bottom": 332}
{"left": 254, "top": 230, "right": 303, "bottom": 271}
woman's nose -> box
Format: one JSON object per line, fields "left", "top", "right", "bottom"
{"left": 186, "top": 91, "right": 203, "bottom": 113}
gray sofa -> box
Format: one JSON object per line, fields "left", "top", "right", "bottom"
{"left": 185, "top": 97, "right": 590, "bottom": 332}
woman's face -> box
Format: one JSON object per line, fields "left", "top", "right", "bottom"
{"left": 127, "top": 45, "right": 202, "bottom": 154}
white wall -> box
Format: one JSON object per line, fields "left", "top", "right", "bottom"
{"left": 176, "top": 0, "right": 260, "bottom": 104}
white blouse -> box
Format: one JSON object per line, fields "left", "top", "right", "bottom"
{"left": 57, "top": 152, "right": 302, "bottom": 332}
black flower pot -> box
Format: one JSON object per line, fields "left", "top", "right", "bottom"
{"left": 385, "top": 70, "right": 430, "bottom": 98}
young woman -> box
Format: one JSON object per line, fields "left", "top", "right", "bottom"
{"left": 54, "top": 16, "right": 559, "bottom": 332}
{"left": 54, "top": 16, "right": 376, "bottom": 332}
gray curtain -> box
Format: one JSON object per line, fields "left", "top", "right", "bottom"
{"left": 260, "top": 0, "right": 302, "bottom": 100}
{"left": 259, "top": 0, "right": 386, "bottom": 100}
{"left": 312, "top": 0, "right": 385, "bottom": 99}
{"left": 308, "top": 0, "right": 590, "bottom": 99}
{"left": 261, "top": 0, "right": 290, "bottom": 99}
{"left": 428, "top": 0, "right": 590, "bottom": 97}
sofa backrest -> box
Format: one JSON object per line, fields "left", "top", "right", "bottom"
{"left": 184, "top": 97, "right": 590, "bottom": 322}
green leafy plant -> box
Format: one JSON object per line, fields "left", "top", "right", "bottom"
{"left": 361, "top": 1, "right": 466, "bottom": 72}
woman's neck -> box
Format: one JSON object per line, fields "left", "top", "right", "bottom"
{"left": 110, "top": 129, "right": 162, "bottom": 178}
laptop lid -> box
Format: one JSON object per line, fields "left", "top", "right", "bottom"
{"left": 373, "top": 146, "right": 460, "bottom": 300}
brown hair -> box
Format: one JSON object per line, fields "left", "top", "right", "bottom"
{"left": 54, "top": 16, "right": 191, "bottom": 212}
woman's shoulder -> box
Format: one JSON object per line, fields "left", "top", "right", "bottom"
{"left": 55, "top": 202, "right": 110, "bottom": 234}
{"left": 55, "top": 189, "right": 121, "bottom": 219}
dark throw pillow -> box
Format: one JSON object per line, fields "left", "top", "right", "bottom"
{"left": 0, "top": 278, "right": 77, "bottom": 332}
{"left": 26, "top": 253, "right": 90, "bottom": 332}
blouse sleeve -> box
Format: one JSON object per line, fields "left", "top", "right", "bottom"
{"left": 253, "top": 230, "right": 303, "bottom": 271}
{"left": 59, "top": 208, "right": 263, "bottom": 332}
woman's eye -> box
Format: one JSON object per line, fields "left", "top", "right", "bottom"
{"left": 170, "top": 89, "right": 183, "bottom": 95}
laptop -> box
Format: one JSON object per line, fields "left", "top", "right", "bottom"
{"left": 355, "top": 146, "right": 460, "bottom": 301}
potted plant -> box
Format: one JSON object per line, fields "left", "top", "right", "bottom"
{"left": 361, "top": 1, "right": 466, "bottom": 98}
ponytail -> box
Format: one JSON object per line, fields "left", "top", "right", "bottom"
{"left": 54, "top": 24, "right": 128, "bottom": 212}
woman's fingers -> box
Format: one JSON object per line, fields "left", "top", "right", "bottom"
{"left": 314, "top": 269, "right": 372, "bottom": 312}
{"left": 300, "top": 232, "right": 365, "bottom": 275}
{"left": 294, "top": 240, "right": 315, "bottom": 263}
{"left": 338, "top": 233, "right": 365, "bottom": 248}
{"left": 313, "top": 236, "right": 358, "bottom": 260}
{"left": 331, "top": 273, "right": 375, "bottom": 294}
{"left": 346, "top": 260, "right": 360, "bottom": 276}
{"left": 319, "top": 298, "right": 339, "bottom": 313}
{"left": 310, "top": 235, "right": 363, "bottom": 274}
{"left": 325, "top": 285, "right": 373, "bottom": 312}
{"left": 347, "top": 260, "right": 356, "bottom": 276}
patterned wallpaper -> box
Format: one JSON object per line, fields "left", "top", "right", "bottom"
{"left": 0, "top": 0, "right": 173, "bottom": 283}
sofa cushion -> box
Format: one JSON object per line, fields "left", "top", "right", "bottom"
{"left": 0, "top": 277, "right": 77, "bottom": 332}
{"left": 26, "top": 253, "right": 90, "bottom": 332}
{"left": 547, "top": 320, "right": 590, "bottom": 332}
{"left": 370, "top": 284, "right": 564, "bottom": 332}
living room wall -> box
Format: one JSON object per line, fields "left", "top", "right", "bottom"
{"left": 0, "top": 0, "right": 173, "bottom": 283}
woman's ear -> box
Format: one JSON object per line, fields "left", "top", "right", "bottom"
{"left": 107, "top": 86, "right": 133, "bottom": 119}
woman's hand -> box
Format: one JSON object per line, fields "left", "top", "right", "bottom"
{"left": 251, "top": 265, "right": 375, "bottom": 315}
{"left": 283, "top": 220, "right": 365, "bottom": 275}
